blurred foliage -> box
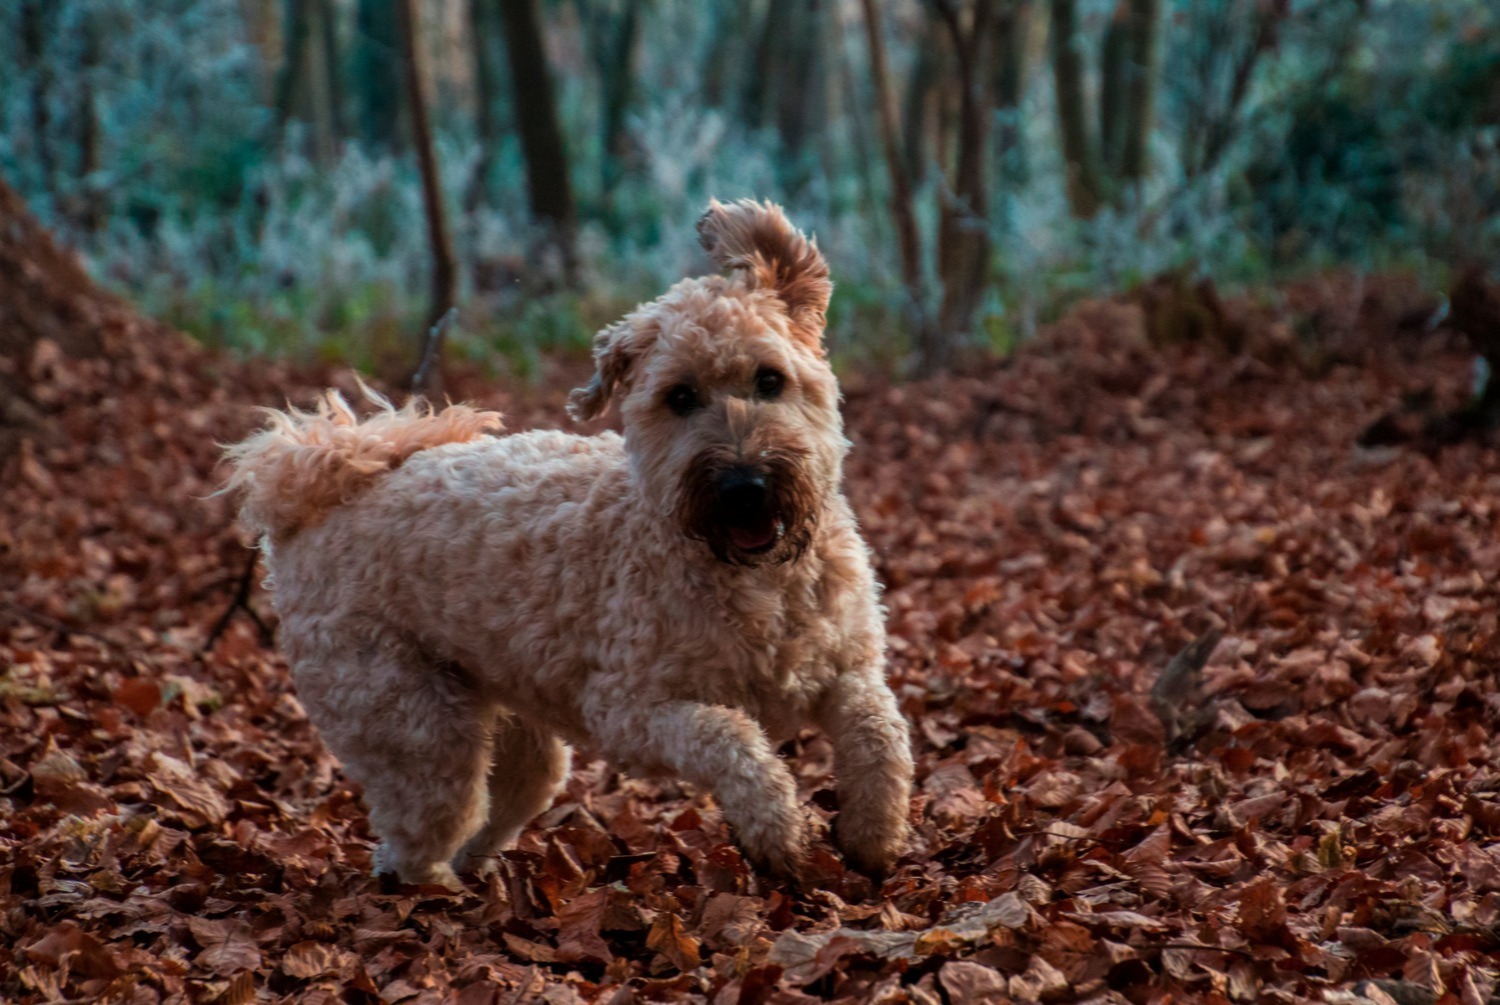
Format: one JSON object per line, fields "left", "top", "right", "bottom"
{"left": 0, "top": 0, "right": 1496, "bottom": 374}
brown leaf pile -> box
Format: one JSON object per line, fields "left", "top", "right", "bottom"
{"left": 5, "top": 271, "right": 1500, "bottom": 1004}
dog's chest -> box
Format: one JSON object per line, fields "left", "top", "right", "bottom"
{"left": 664, "top": 573, "right": 841, "bottom": 732}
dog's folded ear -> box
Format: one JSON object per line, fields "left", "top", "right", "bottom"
{"left": 568, "top": 321, "right": 637, "bottom": 422}
{"left": 697, "top": 199, "right": 832, "bottom": 352}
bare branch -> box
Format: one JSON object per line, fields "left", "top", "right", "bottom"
{"left": 411, "top": 307, "right": 458, "bottom": 398}
{"left": 200, "top": 548, "right": 275, "bottom": 656}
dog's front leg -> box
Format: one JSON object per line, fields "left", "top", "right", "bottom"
{"left": 815, "top": 669, "right": 914, "bottom": 877}
{"left": 591, "top": 697, "right": 807, "bottom": 878}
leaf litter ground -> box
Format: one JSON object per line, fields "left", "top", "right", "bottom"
{"left": 4, "top": 275, "right": 1500, "bottom": 1004}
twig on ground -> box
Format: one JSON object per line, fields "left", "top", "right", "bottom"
{"left": 200, "top": 548, "right": 274, "bottom": 655}
{"left": 0, "top": 600, "right": 132, "bottom": 654}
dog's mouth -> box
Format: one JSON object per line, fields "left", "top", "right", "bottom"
{"left": 727, "top": 514, "right": 783, "bottom": 554}
{"left": 717, "top": 470, "right": 784, "bottom": 556}
{"left": 678, "top": 455, "right": 816, "bottom": 566}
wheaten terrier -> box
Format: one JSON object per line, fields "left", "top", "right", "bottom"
{"left": 224, "top": 200, "right": 913, "bottom": 887}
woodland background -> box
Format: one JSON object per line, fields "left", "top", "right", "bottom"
{"left": 6, "top": 2, "right": 1500, "bottom": 1004}
{"left": 2, "top": 0, "right": 1498, "bottom": 380}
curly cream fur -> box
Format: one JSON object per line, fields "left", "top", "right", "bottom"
{"left": 223, "top": 202, "right": 913, "bottom": 888}
{"left": 223, "top": 385, "right": 502, "bottom": 539}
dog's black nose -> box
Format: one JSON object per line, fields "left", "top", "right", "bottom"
{"left": 717, "top": 468, "right": 770, "bottom": 521}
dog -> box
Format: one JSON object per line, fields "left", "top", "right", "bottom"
{"left": 223, "top": 200, "right": 914, "bottom": 888}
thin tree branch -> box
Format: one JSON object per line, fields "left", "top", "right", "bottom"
{"left": 859, "top": 0, "right": 928, "bottom": 343}
{"left": 398, "top": 0, "right": 459, "bottom": 397}
{"left": 412, "top": 307, "right": 458, "bottom": 398}
{"left": 1194, "top": 0, "right": 1288, "bottom": 179}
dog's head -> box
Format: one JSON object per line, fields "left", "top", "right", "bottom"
{"left": 568, "top": 199, "right": 843, "bottom": 566}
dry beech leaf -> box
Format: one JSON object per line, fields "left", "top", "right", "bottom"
{"left": 113, "top": 676, "right": 163, "bottom": 716}
{"left": 1009, "top": 954, "right": 1069, "bottom": 1002}
{"left": 148, "top": 751, "right": 230, "bottom": 828}
{"left": 188, "top": 918, "right": 261, "bottom": 976}
{"left": 217, "top": 970, "right": 257, "bottom": 1005}
{"left": 646, "top": 913, "right": 701, "bottom": 972}
{"left": 1238, "top": 878, "right": 1295, "bottom": 950}
{"left": 940, "top": 960, "right": 1009, "bottom": 1005}
{"left": 280, "top": 940, "right": 353, "bottom": 980}
{"left": 554, "top": 888, "right": 613, "bottom": 964}
{"left": 698, "top": 893, "right": 764, "bottom": 947}
{"left": 24, "top": 924, "right": 121, "bottom": 980}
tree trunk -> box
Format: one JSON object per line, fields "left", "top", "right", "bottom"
{"left": 1119, "top": 0, "right": 1161, "bottom": 185}
{"left": 934, "top": 0, "right": 997, "bottom": 364}
{"left": 859, "top": 0, "right": 928, "bottom": 354}
{"left": 900, "top": 18, "right": 941, "bottom": 184}
{"left": 585, "top": 0, "right": 642, "bottom": 198}
{"left": 775, "top": 0, "right": 827, "bottom": 190}
{"left": 76, "top": 9, "right": 103, "bottom": 233}
{"left": 1098, "top": 2, "right": 1129, "bottom": 181}
{"left": 497, "top": 0, "right": 577, "bottom": 275}
{"left": 1050, "top": 0, "right": 1105, "bottom": 217}
{"left": 395, "top": 0, "right": 457, "bottom": 398}
{"left": 274, "top": 0, "right": 312, "bottom": 127}
{"left": 304, "top": 0, "right": 338, "bottom": 160}
{"left": 276, "top": 0, "right": 336, "bottom": 161}
{"left": 317, "top": 0, "right": 346, "bottom": 143}
{"left": 702, "top": 0, "right": 756, "bottom": 109}
{"left": 993, "top": 0, "right": 1032, "bottom": 187}
{"left": 741, "top": 0, "right": 790, "bottom": 132}
{"left": 20, "top": 0, "right": 55, "bottom": 199}
{"left": 354, "top": 0, "right": 403, "bottom": 150}
{"left": 836, "top": 17, "right": 881, "bottom": 217}
{"left": 238, "top": 0, "right": 281, "bottom": 103}
{"left": 466, "top": 0, "right": 503, "bottom": 209}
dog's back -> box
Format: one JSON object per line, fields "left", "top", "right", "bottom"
{"left": 222, "top": 386, "right": 503, "bottom": 542}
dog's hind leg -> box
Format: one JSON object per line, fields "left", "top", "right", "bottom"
{"left": 452, "top": 717, "right": 571, "bottom": 877}
{"left": 292, "top": 643, "right": 493, "bottom": 889}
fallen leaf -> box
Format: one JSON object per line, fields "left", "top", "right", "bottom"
{"left": 189, "top": 917, "right": 261, "bottom": 975}
{"left": 646, "top": 913, "right": 701, "bottom": 972}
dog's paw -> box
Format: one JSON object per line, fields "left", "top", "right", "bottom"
{"left": 734, "top": 814, "right": 810, "bottom": 885}
{"left": 374, "top": 842, "right": 465, "bottom": 891}
{"left": 743, "top": 841, "right": 808, "bottom": 886}
{"left": 833, "top": 813, "right": 909, "bottom": 880}
{"left": 378, "top": 863, "right": 464, "bottom": 892}
{"left": 453, "top": 849, "right": 503, "bottom": 881}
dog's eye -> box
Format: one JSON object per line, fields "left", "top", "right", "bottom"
{"left": 754, "top": 368, "right": 785, "bottom": 400}
{"left": 665, "top": 384, "right": 701, "bottom": 416}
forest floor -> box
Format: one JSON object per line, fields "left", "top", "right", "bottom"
{"left": 4, "top": 267, "right": 1500, "bottom": 1005}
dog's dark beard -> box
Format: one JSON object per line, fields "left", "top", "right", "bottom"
{"left": 676, "top": 446, "right": 820, "bottom": 567}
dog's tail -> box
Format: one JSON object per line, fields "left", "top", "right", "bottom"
{"left": 221, "top": 384, "right": 502, "bottom": 540}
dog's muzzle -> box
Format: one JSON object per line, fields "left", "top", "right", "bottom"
{"left": 678, "top": 449, "right": 817, "bottom": 566}
{"left": 715, "top": 467, "right": 783, "bottom": 555}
